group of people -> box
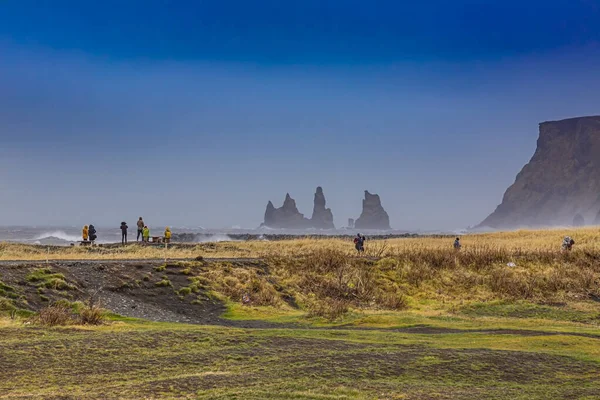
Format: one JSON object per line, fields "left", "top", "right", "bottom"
{"left": 453, "top": 236, "right": 575, "bottom": 252}
{"left": 82, "top": 217, "right": 172, "bottom": 245}
{"left": 453, "top": 235, "right": 575, "bottom": 252}
{"left": 353, "top": 235, "right": 574, "bottom": 254}
{"left": 81, "top": 225, "right": 97, "bottom": 243}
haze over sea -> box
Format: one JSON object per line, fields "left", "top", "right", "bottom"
{"left": 0, "top": 226, "right": 470, "bottom": 246}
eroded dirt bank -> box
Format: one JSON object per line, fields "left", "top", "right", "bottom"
{"left": 0, "top": 260, "right": 269, "bottom": 326}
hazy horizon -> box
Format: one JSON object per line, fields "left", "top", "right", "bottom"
{"left": 2, "top": 1, "right": 600, "bottom": 230}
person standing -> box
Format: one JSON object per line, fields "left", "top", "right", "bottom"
{"left": 164, "top": 227, "right": 172, "bottom": 243}
{"left": 88, "top": 224, "right": 97, "bottom": 242}
{"left": 137, "top": 217, "right": 144, "bottom": 241}
{"left": 354, "top": 234, "right": 365, "bottom": 253}
{"left": 453, "top": 237, "right": 461, "bottom": 251}
{"left": 120, "top": 222, "right": 128, "bottom": 245}
{"left": 562, "top": 236, "right": 575, "bottom": 251}
{"left": 82, "top": 225, "right": 89, "bottom": 241}
{"left": 143, "top": 225, "right": 150, "bottom": 242}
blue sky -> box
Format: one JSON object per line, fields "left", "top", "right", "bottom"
{"left": 1, "top": 0, "right": 600, "bottom": 230}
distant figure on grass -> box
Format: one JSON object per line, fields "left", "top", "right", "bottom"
{"left": 354, "top": 234, "right": 365, "bottom": 253}
{"left": 120, "top": 222, "right": 128, "bottom": 245}
{"left": 82, "top": 225, "right": 89, "bottom": 241}
{"left": 142, "top": 226, "right": 150, "bottom": 242}
{"left": 88, "top": 225, "right": 97, "bottom": 243}
{"left": 562, "top": 236, "right": 575, "bottom": 251}
{"left": 164, "top": 227, "right": 172, "bottom": 243}
{"left": 137, "top": 217, "right": 145, "bottom": 242}
{"left": 454, "top": 237, "right": 461, "bottom": 251}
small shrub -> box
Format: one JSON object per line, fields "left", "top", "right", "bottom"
{"left": 79, "top": 299, "right": 105, "bottom": 325}
{"left": 178, "top": 287, "right": 192, "bottom": 296}
{"left": 404, "top": 263, "right": 437, "bottom": 287}
{"left": 307, "top": 299, "right": 349, "bottom": 320}
{"left": 0, "top": 298, "right": 15, "bottom": 312}
{"left": 488, "top": 267, "right": 534, "bottom": 299}
{"left": 32, "top": 303, "right": 74, "bottom": 326}
{"left": 154, "top": 265, "right": 166, "bottom": 272}
{"left": 0, "top": 281, "right": 18, "bottom": 299}
{"left": 54, "top": 299, "right": 78, "bottom": 311}
{"left": 375, "top": 291, "right": 409, "bottom": 310}
{"left": 26, "top": 268, "right": 74, "bottom": 290}
{"left": 26, "top": 268, "right": 54, "bottom": 282}
{"left": 155, "top": 279, "right": 172, "bottom": 287}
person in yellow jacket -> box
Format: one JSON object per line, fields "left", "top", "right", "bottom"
{"left": 142, "top": 226, "right": 150, "bottom": 242}
{"left": 164, "top": 227, "right": 172, "bottom": 243}
{"left": 82, "top": 225, "right": 89, "bottom": 241}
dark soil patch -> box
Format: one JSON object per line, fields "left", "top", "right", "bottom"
{"left": 0, "top": 261, "right": 286, "bottom": 327}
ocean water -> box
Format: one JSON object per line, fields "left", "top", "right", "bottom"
{"left": 0, "top": 226, "right": 467, "bottom": 246}
{"left": 0, "top": 226, "right": 234, "bottom": 246}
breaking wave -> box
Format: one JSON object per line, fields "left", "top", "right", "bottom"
{"left": 195, "top": 234, "right": 235, "bottom": 243}
{"left": 33, "top": 231, "right": 81, "bottom": 242}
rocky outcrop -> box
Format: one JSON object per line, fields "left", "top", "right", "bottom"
{"left": 310, "top": 187, "right": 335, "bottom": 229}
{"left": 480, "top": 116, "right": 600, "bottom": 228}
{"left": 355, "top": 191, "right": 391, "bottom": 230}
{"left": 263, "top": 188, "right": 336, "bottom": 229}
{"left": 263, "top": 194, "right": 311, "bottom": 229}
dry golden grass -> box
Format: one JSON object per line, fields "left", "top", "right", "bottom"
{"left": 1, "top": 226, "right": 599, "bottom": 260}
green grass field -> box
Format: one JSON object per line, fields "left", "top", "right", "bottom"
{"left": 2, "top": 302, "right": 600, "bottom": 399}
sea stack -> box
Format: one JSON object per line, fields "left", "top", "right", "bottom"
{"left": 355, "top": 190, "right": 391, "bottom": 230}
{"left": 310, "top": 187, "right": 335, "bottom": 229}
{"left": 480, "top": 116, "right": 600, "bottom": 228}
{"left": 263, "top": 193, "right": 311, "bottom": 229}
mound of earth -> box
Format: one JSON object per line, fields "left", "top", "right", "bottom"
{"left": 0, "top": 260, "right": 278, "bottom": 327}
